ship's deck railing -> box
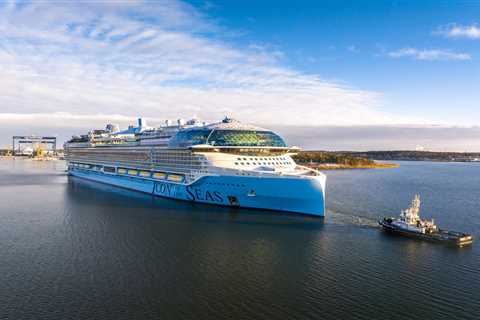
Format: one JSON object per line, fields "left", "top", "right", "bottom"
{"left": 191, "top": 163, "right": 323, "bottom": 180}
{"left": 293, "top": 165, "right": 323, "bottom": 176}
{"left": 65, "top": 147, "right": 324, "bottom": 184}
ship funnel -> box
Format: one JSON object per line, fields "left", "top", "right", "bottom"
{"left": 186, "top": 118, "right": 198, "bottom": 125}
{"left": 105, "top": 124, "right": 120, "bottom": 133}
{"left": 138, "top": 118, "right": 147, "bottom": 128}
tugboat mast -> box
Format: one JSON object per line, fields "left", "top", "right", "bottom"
{"left": 400, "top": 194, "right": 421, "bottom": 224}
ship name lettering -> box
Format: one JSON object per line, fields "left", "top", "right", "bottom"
{"left": 186, "top": 186, "right": 223, "bottom": 203}
{"left": 155, "top": 182, "right": 176, "bottom": 196}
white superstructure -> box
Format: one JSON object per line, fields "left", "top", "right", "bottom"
{"left": 391, "top": 195, "right": 437, "bottom": 234}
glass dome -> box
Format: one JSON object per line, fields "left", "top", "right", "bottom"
{"left": 169, "top": 129, "right": 287, "bottom": 148}
{"left": 168, "top": 129, "right": 212, "bottom": 148}
{"left": 206, "top": 130, "right": 286, "bottom": 147}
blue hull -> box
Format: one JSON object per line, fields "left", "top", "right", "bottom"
{"left": 68, "top": 168, "right": 326, "bottom": 217}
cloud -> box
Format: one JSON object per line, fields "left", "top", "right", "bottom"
{"left": 0, "top": 112, "right": 141, "bottom": 126}
{"left": 388, "top": 48, "right": 471, "bottom": 61}
{"left": 0, "top": 0, "right": 412, "bottom": 130}
{"left": 272, "top": 125, "right": 480, "bottom": 151}
{"left": 436, "top": 24, "right": 480, "bottom": 39}
{"left": 347, "top": 45, "right": 358, "bottom": 53}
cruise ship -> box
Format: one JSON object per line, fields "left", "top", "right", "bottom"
{"left": 65, "top": 117, "right": 326, "bottom": 216}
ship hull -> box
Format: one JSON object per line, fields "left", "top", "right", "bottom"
{"left": 68, "top": 168, "right": 326, "bottom": 217}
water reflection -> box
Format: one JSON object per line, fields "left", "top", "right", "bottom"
{"left": 2, "top": 159, "right": 479, "bottom": 320}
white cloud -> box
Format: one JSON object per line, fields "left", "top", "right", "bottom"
{"left": 0, "top": 112, "right": 139, "bottom": 123}
{"left": 0, "top": 0, "right": 411, "bottom": 129}
{"left": 347, "top": 45, "right": 358, "bottom": 53}
{"left": 388, "top": 48, "right": 471, "bottom": 61}
{"left": 436, "top": 24, "right": 480, "bottom": 39}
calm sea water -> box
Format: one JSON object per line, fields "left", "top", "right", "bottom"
{"left": 0, "top": 159, "right": 479, "bottom": 320}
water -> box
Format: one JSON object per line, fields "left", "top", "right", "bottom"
{"left": 0, "top": 159, "right": 479, "bottom": 320}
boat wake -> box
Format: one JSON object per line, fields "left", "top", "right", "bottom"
{"left": 325, "top": 209, "right": 379, "bottom": 228}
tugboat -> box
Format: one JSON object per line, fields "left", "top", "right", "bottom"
{"left": 379, "top": 195, "right": 473, "bottom": 247}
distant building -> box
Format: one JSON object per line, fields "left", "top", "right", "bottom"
{"left": 12, "top": 136, "right": 57, "bottom": 156}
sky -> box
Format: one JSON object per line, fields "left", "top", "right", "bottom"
{"left": 1, "top": 0, "right": 480, "bottom": 150}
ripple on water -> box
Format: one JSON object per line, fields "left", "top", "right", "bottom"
{"left": 0, "top": 159, "right": 479, "bottom": 320}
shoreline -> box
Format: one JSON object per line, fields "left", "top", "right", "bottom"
{"left": 303, "top": 162, "right": 399, "bottom": 170}
{"left": 0, "top": 156, "right": 60, "bottom": 161}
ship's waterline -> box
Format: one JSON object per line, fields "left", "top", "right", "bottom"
{"left": 65, "top": 117, "right": 326, "bottom": 216}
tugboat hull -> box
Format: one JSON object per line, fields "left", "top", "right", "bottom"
{"left": 379, "top": 218, "right": 473, "bottom": 247}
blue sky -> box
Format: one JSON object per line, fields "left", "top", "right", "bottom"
{"left": 206, "top": 0, "right": 480, "bottom": 124}
{"left": 0, "top": 0, "right": 479, "bottom": 150}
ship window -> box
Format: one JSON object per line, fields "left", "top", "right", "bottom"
{"left": 128, "top": 169, "right": 138, "bottom": 176}
{"left": 153, "top": 172, "right": 166, "bottom": 179}
{"left": 139, "top": 171, "right": 151, "bottom": 177}
{"left": 103, "top": 166, "right": 116, "bottom": 173}
{"left": 246, "top": 162, "right": 250, "bottom": 165}
{"left": 240, "top": 162, "right": 244, "bottom": 165}
{"left": 167, "top": 174, "right": 184, "bottom": 182}
{"left": 206, "top": 130, "right": 286, "bottom": 147}
{"left": 168, "top": 129, "right": 212, "bottom": 148}
{"left": 235, "top": 162, "right": 239, "bottom": 165}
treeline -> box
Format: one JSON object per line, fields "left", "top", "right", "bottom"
{"left": 292, "top": 151, "right": 375, "bottom": 166}
{"left": 343, "top": 151, "right": 480, "bottom": 162}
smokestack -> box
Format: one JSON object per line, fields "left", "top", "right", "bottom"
{"left": 138, "top": 118, "right": 147, "bottom": 128}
